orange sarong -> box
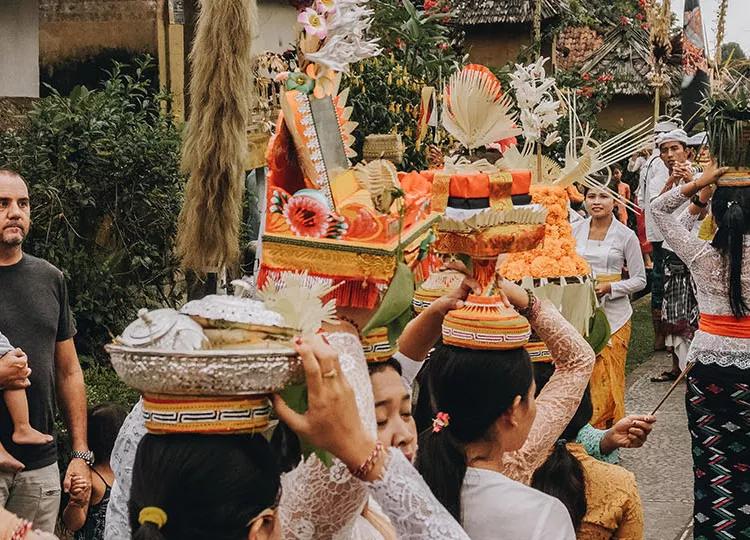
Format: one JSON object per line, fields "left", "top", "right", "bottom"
{"left": 590, "top": 321, "right": 632, "bottom": 429}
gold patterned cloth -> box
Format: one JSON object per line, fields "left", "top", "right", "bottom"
{"left": 590, "top": 322, "right": 632, "bottom": 429}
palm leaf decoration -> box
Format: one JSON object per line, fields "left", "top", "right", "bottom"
{"left": 354, "top": 159, "right": 401, "bottom": 213}
{"left": 442, "top": 67, "right": 521, "bottom": 151}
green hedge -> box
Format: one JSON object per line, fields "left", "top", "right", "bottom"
{"left": 0, "top": 57, "right": 185, "bottom": 359}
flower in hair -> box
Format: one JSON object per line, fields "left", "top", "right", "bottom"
{"left": 432, "top": 411, "right": 450, "bottom": 433}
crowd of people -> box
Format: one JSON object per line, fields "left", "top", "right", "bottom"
{"left": 0, "top": 110, "right": 748, "bottom": 540}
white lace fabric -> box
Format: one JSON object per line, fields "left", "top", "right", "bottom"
{"left": 368, "top": 449, "right": 470, "bottom": 540}
{"left": 652, "top": 188, "right": 750, "bottom": 369}
{"left": 500, "top": 300, "right": 597, "bottom": 484}
{"left": 278, "top": 332, "right": 375, "bottom": 540}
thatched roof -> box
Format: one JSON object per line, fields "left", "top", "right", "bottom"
{"left": 454, "top": 0, "right": 567, "bottom": 26}
{"left": 580, "top": 26, "right": 679, "bottom": 96}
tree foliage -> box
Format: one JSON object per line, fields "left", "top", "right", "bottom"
{"left": 342, "top": 0, "right": 465, "bottom": 170}
{"left": 0, "top": 57, "right": 185, "bottom": 359}
{"left": 722, "top": 42, "right": 747, "bottom": 62}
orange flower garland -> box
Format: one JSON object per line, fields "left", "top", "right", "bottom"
{"left": 499, "top": 185, "right": 590, "bottom": 280}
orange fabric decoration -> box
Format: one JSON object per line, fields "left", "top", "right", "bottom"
{"left": 698, "top": 313, "right": 750, "bottom": 338}
{"left": 510, "top": 170, "right": 532, "bottom": 196}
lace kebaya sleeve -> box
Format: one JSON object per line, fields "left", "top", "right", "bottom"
{"left": 278, "top": 332, "right": 377, "bottom": 540}
{"left": 651, "top": 187, "right": 708, "bottom": 265}
{"left": 501, "top": 300, "right": 596, "bottom": 484}
{"left": 367, "top": 448, "right": 470, "bottom": 540}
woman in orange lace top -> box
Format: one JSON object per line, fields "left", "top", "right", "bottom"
{"left": 532, "top": 364, "right": 643, "bottom": 540}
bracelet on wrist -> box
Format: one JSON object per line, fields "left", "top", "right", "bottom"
{"left": 690, "top": 194, "right": 708, "bottom": 208}
{"left": 518, "top": 289, "right": 538, "bottom": 319}
{"left": 349, "top": 441, "right": 384, "bottom": 480}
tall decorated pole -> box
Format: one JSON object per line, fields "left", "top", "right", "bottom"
{"left": 176, "top": 0, "right": 255, "bottom": 274}
{"left": 681, "top": 0, "right": 710, "bottom": 130}
{"left": 645, "top": 0, "right": 672, "bottom": 123}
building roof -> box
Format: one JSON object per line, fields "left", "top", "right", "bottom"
{"left": 454, "top": 0, "right": 567, "bottom": 26}
{"left": 580, "top": 25, "right": 679, "bottom": 96}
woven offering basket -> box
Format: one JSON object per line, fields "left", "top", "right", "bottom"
{"left": 363, "top": 133, "right": 406, "bottom": 164}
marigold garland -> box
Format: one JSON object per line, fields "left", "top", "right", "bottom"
{"left": 499, "top": 185, "right": 590, "bottom": 280}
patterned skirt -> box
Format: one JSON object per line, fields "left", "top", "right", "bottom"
{"left": 686, "top": 361, "right": 750, "bottom": 540}
{"left": 662, "top": 252, "right": 698, "bottom": 340}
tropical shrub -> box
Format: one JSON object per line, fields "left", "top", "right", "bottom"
{"left": 0, "top": 57, "right": 185, "bottom": 359}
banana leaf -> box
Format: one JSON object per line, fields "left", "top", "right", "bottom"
{"left": 277, "top": 384, "right": 333, "bottom": 467}
{"left": 362, "top": 262, "right": 416, "bottom": 344}
{"left": 586, "top": 308, "right": 611, "bottom": 356}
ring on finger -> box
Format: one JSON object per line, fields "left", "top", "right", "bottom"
{"left": 322, "top": 369, "right": 337, "bottom": 379}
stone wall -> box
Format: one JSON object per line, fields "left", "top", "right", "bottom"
{"left": 39, "top": 0, "right": 158, "bottom": 65}
{"left": 0, "top": 0, "right": 40, "bottom": 97}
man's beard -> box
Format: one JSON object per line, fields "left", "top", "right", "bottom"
{"left": 0, "top": 228, "right": 26, "bottom": 247}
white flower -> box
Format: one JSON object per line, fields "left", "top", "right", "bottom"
{"left": 544, "top": 131, "right": 560, "bottom": 146}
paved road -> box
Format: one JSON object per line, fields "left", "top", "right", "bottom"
{"left": 621, "top": 352, "right": 693, "bottom": 540}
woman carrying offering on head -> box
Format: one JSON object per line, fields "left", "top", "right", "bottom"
{"left": 573, "top": 181, "right": 647, "bottom": 428}
{"left": 414, "top": 279, "right": 595, "bottom": 539}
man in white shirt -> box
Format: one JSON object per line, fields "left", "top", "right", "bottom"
{"left": 650, "top": 129, "right": 701, "bottom": 382}
{"left": 639, "top": 119, "right": 682, "bottom": 352}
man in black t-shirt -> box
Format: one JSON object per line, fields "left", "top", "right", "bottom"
{"left": 0, "top": 170, "right": 90, "bottom": 533}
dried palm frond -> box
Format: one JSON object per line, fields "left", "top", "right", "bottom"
{"left": 497, "top": 143, "right": 562, "bottom": 184}
{"left": 176, "top": 0, "right": 255, "bottom": 272}
{"left": 645, "top": 0, "right": 672, "bottom": 67}
{"left": 442, "top": 68, "right": 521, "bottom": 151}
{"left": 258, "top": 271, "right": 339, "bottom": 335}
{"left": 553, "top": 91, "right": 651, "bottom": 211}
{"left": 354, "top": 159, "right": 400, "bottom": 213}
{"left": 439, "top": 207, "right": 548, "bottom": 232}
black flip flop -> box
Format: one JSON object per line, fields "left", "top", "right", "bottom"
{"left": 650, "top": 370, "right": 679, "bottom": 383}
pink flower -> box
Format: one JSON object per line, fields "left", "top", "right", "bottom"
{"left": 423, "top": 0, "right": 437, "bottom": 11}
{"left": 582, "top": 72, "right": 591, "bottom": 81}
{"left": 315, "top": 0, "right": 336, "bottom": 14}
{"left": 284, "top": 194, "right": 330, "bottom": 237}
{"left": 619, "top": 15, "right": 632, "bottom": 26}
{"left": 432, "top": 412, "right": 450, "bottom": 433}
{"left": 298, "top": 8, "right": 327, "bottom": 39}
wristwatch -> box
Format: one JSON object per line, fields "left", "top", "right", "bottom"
{"left": 71, "top": 450, "right": 95, "bottom": 467}
{"left": 690, "top": 195, "right": 708, "bottom": 208}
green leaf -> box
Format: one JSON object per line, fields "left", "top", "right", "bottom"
{"left": 362, "top": 262, "right": 415, "bottom": 336}
{"left": 277, "top": 384, "right": 334, "bottom": 467}
{"left": 585, "top": 308, "right": 611, "bottom": 355}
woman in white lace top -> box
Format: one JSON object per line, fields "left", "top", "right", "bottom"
{"left": 650, "top": 164, "right": 750, "bottom": 538}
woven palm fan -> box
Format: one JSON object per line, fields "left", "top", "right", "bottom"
{"left": 442, "top": 67, "right": 522, "bottom": 151}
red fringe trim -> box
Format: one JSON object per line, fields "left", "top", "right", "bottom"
{"left": 257, "top": 266, "right": 385, "bottom": 310}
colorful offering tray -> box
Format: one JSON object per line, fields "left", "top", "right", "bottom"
{"left": 442, "top": 294, "right": 531, "bottom": 350}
